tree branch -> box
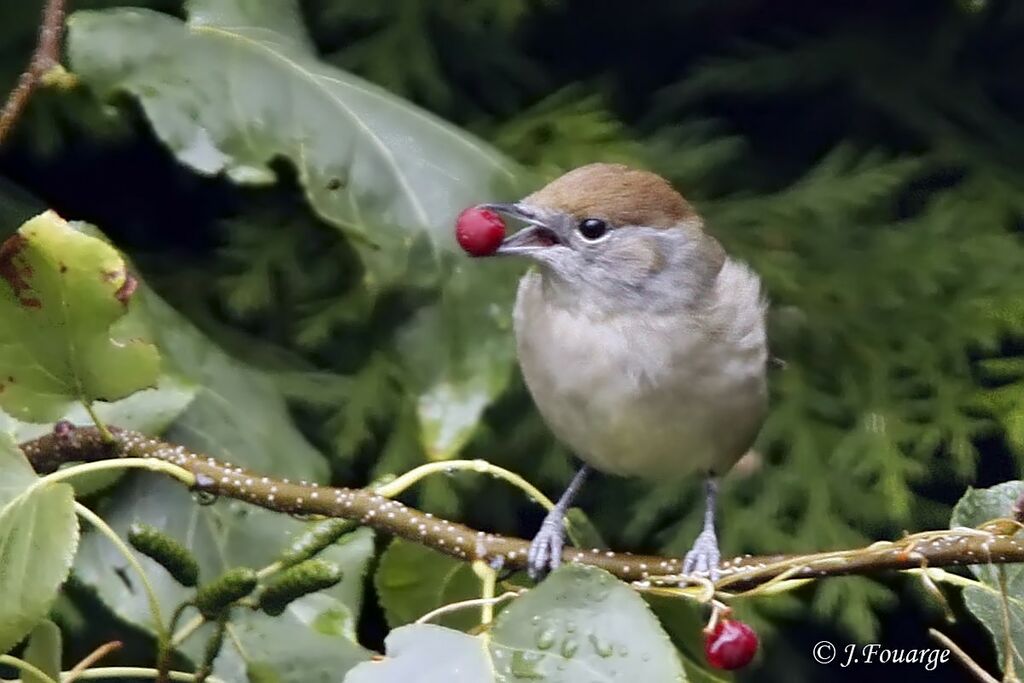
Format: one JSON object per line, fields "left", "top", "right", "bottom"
{"left": 0, "top": 0, "right": 68, "bottom": 145}
{"left": 19, "top": 425, "right": 1024, "bottom": 592}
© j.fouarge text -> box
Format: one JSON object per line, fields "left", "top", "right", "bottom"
{"left": 812, "top": 640, "right": 951, "bottom": 671}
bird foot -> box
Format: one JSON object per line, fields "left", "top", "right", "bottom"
{"left": 527, "top": 508, "right": 566, "bottom": 581}
{"left": 682, "top": 528, "right": 721, "bottom": 582}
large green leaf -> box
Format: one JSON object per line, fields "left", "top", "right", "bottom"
{"left": 0, "top": 437, "right": 79, "bottom": 654}
{"left": 136, "top": 288, "right": 328, "bottom": 476}
{"left": 397, "top": 269, "right": 517, "bottom": 461}
{"left": 226, "top": 607, "right": 369, "bottom": 683}
{"left": 488, "top": 564, "right": 686, "bottom": 682}
{"left": 950, "top": 481, "right": 1024, "bottom": 675}
{"left": 0, "top": 211, "right": 160, "bottom": 422}
{"left": 66, "top": 1, "right": 517, "bottom": 246}
{"left": 67, "top": 0, "right": 526, "bottom": 460}
{"left": 345, "top": 625, "right": 492, "bottom": 683}
{"left": 349, "top": 565, "right": 687, "bottom": 683}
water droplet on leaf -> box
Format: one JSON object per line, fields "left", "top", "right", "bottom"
{"left": 536, "top": 628, "right": 556, "bottom": 650}
{"left": 588, "top": 633, "right": 614, "bottom": 658}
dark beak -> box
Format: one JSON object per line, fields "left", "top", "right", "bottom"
{"left": 482, "top": 203, "right": 562, "bottom": 254}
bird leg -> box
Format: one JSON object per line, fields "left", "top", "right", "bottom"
{"left": 682, "top": 476, "right": 721, "bottom": 581}
{"left": 527, "top": 465, "right": 590, "bottom": 580}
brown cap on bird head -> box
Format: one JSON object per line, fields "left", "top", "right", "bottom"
{"left": 523, "top": 163, "right": 699, "bottom": 229}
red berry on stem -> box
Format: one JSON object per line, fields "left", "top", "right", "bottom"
{"left": 704, "top": 619, "right": 758, "bottom": 670}
{"left": 455, "top": 206, "right": 505, "bottom": 257}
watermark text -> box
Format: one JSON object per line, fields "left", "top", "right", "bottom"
{"left": 812, "top": 641, "right": 950, "bottom": 670}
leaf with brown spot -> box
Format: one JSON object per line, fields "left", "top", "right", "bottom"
{"left": 0, "top": 211, "right": 160, "bottom": 422}
{"left": 0, "top": 234, "right": 36, "bottom": 307}
{"left": 114, "top": 273, "right": 138, "bottom": 304}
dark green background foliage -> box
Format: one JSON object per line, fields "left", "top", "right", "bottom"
{"left": 1, "top": 0, "right": 1023, "bottom": 680}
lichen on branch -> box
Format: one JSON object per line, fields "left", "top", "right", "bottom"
{"left": 20, "top": 424, "right": 1024, "bottom": 592}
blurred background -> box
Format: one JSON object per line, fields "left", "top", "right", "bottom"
{"left": 2, "top": 0, "right": 1024, "bottom": 680}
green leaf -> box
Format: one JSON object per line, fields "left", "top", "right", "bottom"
{"left": 0, "top": 211, "right": 160, "bottom": 423}
{"left": 488, "top": 564, "right": 686, "bottom": 682}
{"left": 225, "top": 612, "right": 369, "bottom": 682}
{"left": 374, "top": 539, "right": 482, "bottom": 631}
{"left": 951, "top": 481, "right": 1024, "bottom": 674}
{"left": 0, "top": 438, "right": 79, "bottom": 654}
{"left": 398, "top": 265, "right": 518, "bottom": 461}
{"left": 416, "top": 377, "right": 499, "bottom": 462}
{"left": 19, "top": 620, "right": 61, "bottom": 683}
{"left": 950, "top": 482, "right": 1023, "bottom": 530}
{"left": 136, "top": 288, "right": 327, "bottom": 476}
{"left": 0, "top": 433, "right": 39, "bottom": 508}
{"left": 0, "top": 211, "right": 196, "bottom": 449}
{"left": 345, "top": 624, "right": 492, "bottom": 683}
{"left": 963, "top": 583, "right": 1024, "bottom": 677}
{"left": 352, "top": 565, "right": 687, "bottom": 682}
{"left": 66, "top": 1, "right": 517, "bottom": 247}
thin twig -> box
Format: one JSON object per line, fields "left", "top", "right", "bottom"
{"left": 65, "top": 667, "right": 226, "bottom": 682}
{"left": 472, "top": 560, "right": 499, "bottom": 626}
{"left": 414, "top": 591, "right": 522, "bottom": 626}
{"left": 19, "top": 425, "right": 1024, "bottom": 591}
{"left": 0, "top": 0, "right": 67, "bottom": 145}
{"left": 65, "top": 641, "right": 123, "bottom": 683}
{"left": 0, "top": 654, "right": 58, "bottom": 683}
{"left": 929, "top": 628, "right": 999, "bottom": 683}
{"left": 998, "top": 566, "right": 1022, "bottom": 679}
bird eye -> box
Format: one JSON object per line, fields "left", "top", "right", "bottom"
{"left": 577, "top": 218, "right": 609, "bottom": 241}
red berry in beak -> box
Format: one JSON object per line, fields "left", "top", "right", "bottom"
{"left": 455, "top": 206, "right": 506, "bottom": 257}
{"left": 704, "top": 619, "right": 759, "bottom": 670}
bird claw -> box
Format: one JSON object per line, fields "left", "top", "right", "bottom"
{"left": 527, "top": 508, "right": 566, "bottom": 581}
{"left": 682, "top": 528, "right": 721, "bottom": 582}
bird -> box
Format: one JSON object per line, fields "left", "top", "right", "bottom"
{"left": 483, "top": 162, "right": 769, "bottom": 581}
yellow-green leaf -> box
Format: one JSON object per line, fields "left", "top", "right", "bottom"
{"left": 19, "top": 620, "right": 61, "bottom": 683}
{"left": 0, "top": 437, "right": 78, "bottom": 654}
{"left": 0, "top": 211, "right": 160, "bottom": 422}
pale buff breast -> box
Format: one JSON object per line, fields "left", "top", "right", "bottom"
{"left": 513, "top": 260, "right": 768, "bottom": 480}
